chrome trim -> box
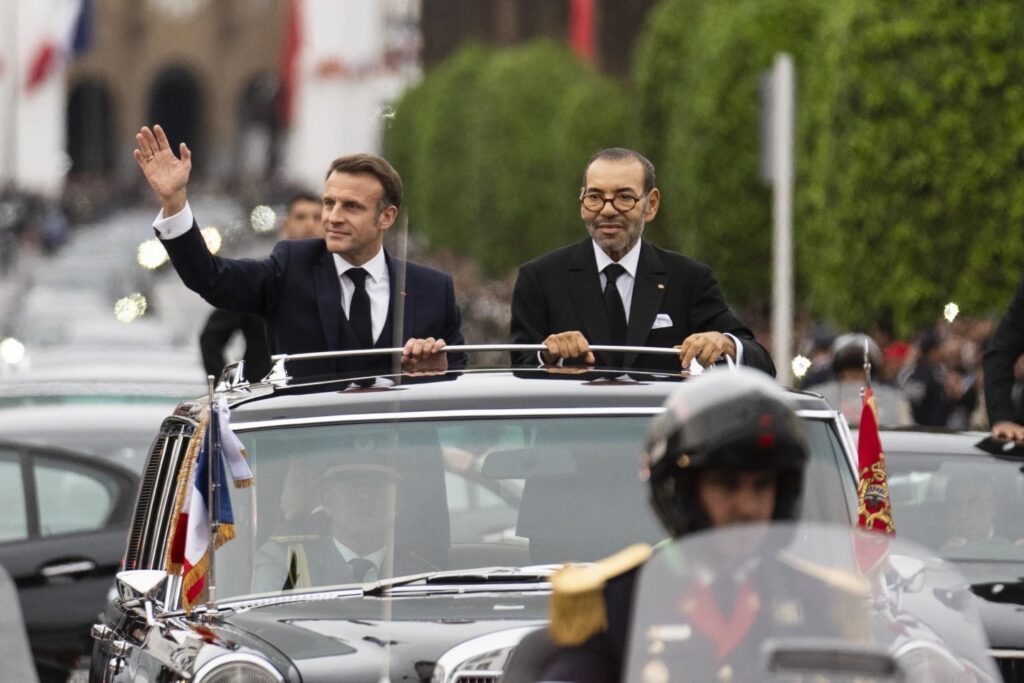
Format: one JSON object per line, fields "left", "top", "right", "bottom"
{"left": 217, "top": 361, "right": 248, "bottom": 391}
{"left": 434, "top": 624, "right": 546, "bottom": 683}
{"left": 41, "top": 560, "right": 95, "bottom": 578}
{"left": 271, "top": 344, "right": 682, "bottom": 362}
{"left": 215, "top": 582, "right": 551, "bottom": 612}
{"left": 233, "top": 407, "right": 665, "bottom": 431}
{"left": 991, "top": 649, "right": 1024, "bottom": 659}
{"left": 193, "top": 652, "right": 285, "bottom": 682}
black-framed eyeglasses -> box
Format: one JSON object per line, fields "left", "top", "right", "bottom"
{"left": 579, "top": 190, "right": 648, "bottom": 213}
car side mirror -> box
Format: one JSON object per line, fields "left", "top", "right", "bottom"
{"left": 887, "top": 554, "right": 926, "bottom": 592}
{"left": 116, "top": 569, "right": 168, "bottom": 603}
{"left": 116, "top": 570, "right": 169, "bottom": 628}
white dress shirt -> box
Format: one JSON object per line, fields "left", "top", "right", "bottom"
{"left": 153, "top": 202, "right": 391, "bottom": 344}
{"left": 592, "top": 239, "right": 641, "bottom": 320}
{"left": 333, "top": 250, "right": 389, "bottom": 343}
{"left": 586, "top": 238, "right": 745, "bottom": 367}
{"left": 332, "top": 539, "right": 387, "bottom": 582}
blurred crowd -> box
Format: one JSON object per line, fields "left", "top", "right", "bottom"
{"left": 796, "top": 317, "right": 993, "bottom": 430}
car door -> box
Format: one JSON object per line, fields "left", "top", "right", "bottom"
{"left": 0, "top": 443, "right": 136, "bottom": 678}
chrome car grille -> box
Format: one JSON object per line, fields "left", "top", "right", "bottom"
{"left": 452, "top": 675, "right": 500, "bottom": 683}
{"left": 124, "top": 417, "right": 196, "bottom": 570}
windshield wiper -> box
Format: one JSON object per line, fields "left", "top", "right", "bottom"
{"left": 361, "top": 565, "right": 560, "bottom": 596}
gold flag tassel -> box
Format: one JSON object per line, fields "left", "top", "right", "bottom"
{"left": 164, "top": 412, "right": 208, "bottom": 575}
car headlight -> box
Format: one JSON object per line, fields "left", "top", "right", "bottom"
{"left": 194, "top": 653, "right": 284, "bottom": 683}
{"left": 894, "top": 641, "right": 970, "bottom": 682}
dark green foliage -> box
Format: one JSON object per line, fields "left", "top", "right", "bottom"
{"left": 632, "top": 0, "right": 705, "bottom": 171}
{"left": 384, "top": 41, "right": 636, "bottom": 275}
{"left": 384, "top": 43, "right": 494, "bottom": 252}
{"left": 636, "top": 0, "right": 826, "bottom": 308}
{"left": 801, "top": 0, "right": 1024, "bottom": 333}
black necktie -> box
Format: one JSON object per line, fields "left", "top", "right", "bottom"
{"left": 346, "top": 268, "right": 374, "bottom": 348}
{"left": 348, "top": 557, "right": 375, "bottom": 582}
{"left": 603, "top": 264, "right": 628, "bottom": 362}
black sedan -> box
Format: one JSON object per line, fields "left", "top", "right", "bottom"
{"left": 90, "top": 355, "right": 859, "bottom": 682}
{"left": 0, "top": 439, "right": 138, "bottom": 682}
{"left": 880, "top": 428, "right": 1024, "bottom": 681}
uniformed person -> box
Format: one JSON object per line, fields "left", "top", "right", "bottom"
{"left": 540, "top": 368, "right": 823, "bottom": 682}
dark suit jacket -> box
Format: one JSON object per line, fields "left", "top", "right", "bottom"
{"left": 199, "top": 309, "right": 272, "bottom": 383}
{"left": 510, "top": 239, "right": 775, "bottom": 375}
{"left": 984, "top": 272, "right": 1024, "bottom": 424}
{"left": 163, "top": 223, "right": 466, "bottom": 378}
{"left": 251, "top": 534, "right": 440, "bottom": 593}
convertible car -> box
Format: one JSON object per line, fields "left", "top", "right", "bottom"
{"left": 89, "top": 347, "right": 860, "bottom": 682}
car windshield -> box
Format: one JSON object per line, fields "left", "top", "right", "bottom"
{"left": 211, "top": 415, "right": 851, "bottom": 603}
{"left": 888, "top": 453, "right": 1024, "bottom": 563}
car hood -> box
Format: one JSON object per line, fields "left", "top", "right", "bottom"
{"left": 216, "top": 590, "right": 549, "bottom": 682}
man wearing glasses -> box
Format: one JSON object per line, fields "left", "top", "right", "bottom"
{"left": 510, "top": 148, "right": 774, "bottom": 375}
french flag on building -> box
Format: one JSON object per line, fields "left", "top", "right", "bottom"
{"left": 166, "top": 397, "right": 253, "bottom": 612}
{"left": 25, "top": 0, "right": 93, "bottom": 92}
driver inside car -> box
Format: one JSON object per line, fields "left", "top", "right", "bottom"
{"left": 253, "top": 461, "right": 426, "bottom": 592}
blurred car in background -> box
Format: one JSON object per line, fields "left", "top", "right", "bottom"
{"left": 0, "top": 346, "right": 205, "bottom": 472}
{"left": 0, "top": 438, "right": 137, "bottom": 682}
{"left": 880, "top": 428, "right": 1024, "bottom": 681}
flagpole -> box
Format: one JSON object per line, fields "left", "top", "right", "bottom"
{"left": 862, "top": 338, "right": 873, "bottom": 392}
{"left": 205, "top": 374, "right": 219, "bottom": 615}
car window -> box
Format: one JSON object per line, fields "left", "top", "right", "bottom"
{"left": 888, "top": 453, "right": 1024, "bottom": 562}
{"left": 0, "top": 450, "right": 28, "bottom": 542}
{"left": 205, "top": 413, "right": 853, "bottom": 604}
{"left": 34, "top": 457, "right": 117, "bottom": 536}
{"left": 800, "top": 418, "right": 856, "bottom": 523}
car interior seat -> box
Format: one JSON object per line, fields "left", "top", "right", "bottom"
{"left": 516, "top": 448, "right": 662, "bottom": 565}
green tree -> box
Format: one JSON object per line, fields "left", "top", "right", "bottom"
{"left": 801, "top": 0, "right": 1024, "bottom": 333}
{"left": 634, "top": 0, "right": 826, "bottom": 308}
{"left": 385, "top": 40, "right": 636, "bottom": 275}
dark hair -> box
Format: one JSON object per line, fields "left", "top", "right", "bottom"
{"left": 583, "top": 148, "right": 656, "bottom": 193}
{"left": 286, "top": 191, "right": 321, "bottom": 212}
{"left": 325, "top": 154, "right": 403, "bottom": 209}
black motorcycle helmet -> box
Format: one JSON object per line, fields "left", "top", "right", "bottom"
{"left": 643, "top": 368, "right": 809, "bottom": 537}
{"left": 831, "top": 333, "right": 882, "bottom": 375}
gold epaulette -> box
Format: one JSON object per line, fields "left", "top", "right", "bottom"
{"left": 548, "top": 543, "right": 652, "bottom": 647}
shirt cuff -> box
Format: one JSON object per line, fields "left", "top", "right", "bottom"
{"left": 725, "top": 334, "right": 745, "bottom": 366}
{"left": 536, "top": 350, "right": 565, "bottom": 367}
{"left": 153, "top": 202, "right": 194, "bottom": 240}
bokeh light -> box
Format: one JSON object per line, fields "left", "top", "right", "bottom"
{"left": 114, "top": 293, "right": 148, "bottom": 323}
{"left": 791, "top": 355, "right": 811, "bottom": 380}
{"left": 0, "top": 337, "right": 26, "bottom": 365}
{"left": 943, "top": 302, "right": 959, "bottom": 323}
{"left": 137, "top": 238, "right": 169, "bottom": 269}
{"left": 250, "top": 205, "right": 277, "bottom": 233}
{"left": 201, "top": 226, "right": 223, "bottom": 254}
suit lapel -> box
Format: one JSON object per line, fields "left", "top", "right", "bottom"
{"left": 314, "top": 250, "right": 342, "bottom": 350}
{"left": 566, "top": 239, "right": 612, "bottom": 344}
{"left": 625, "top": 242, "right": 667, "bottom": 365}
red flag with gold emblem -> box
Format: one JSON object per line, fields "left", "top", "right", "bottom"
{"left": 857, "top": 388, "right": 895, "bottom": 533}
{"left": 856, "top": 388, "right": 895, "bottom": 572}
